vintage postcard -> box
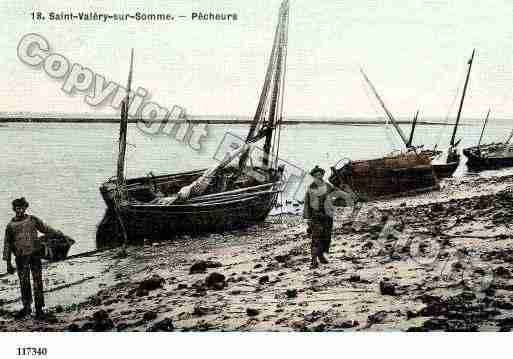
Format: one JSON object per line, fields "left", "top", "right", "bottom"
{"left": 0, "top": 0, "right": 512, "bottom": 356}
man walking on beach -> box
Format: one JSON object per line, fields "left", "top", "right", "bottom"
{"left": 303, "top": 166, "right": 335, "bottom": 269}
{"left": 3, "top": 197, "right": 63, "bottom": 318}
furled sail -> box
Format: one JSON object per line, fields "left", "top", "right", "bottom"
{"left": 176, "top": 144, "right": 251, "bottom": 201}
{"left": 170, "top": 1, "right": 290, "bottom": 200}
{"left": 239, "top": 0, "right": 289, "bottom": 169}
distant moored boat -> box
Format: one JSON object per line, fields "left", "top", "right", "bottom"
{"left": 463, "top": 110, "right": 513, "bottom": 170}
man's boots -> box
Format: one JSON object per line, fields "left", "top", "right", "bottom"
{"left": 35, "top": 303, "right": 45, "bottom": 319}
{"left": 310, "top": 256, "right": 319, "bottom": 269}
{"left": 318, "top": 253, "right": 329, "bottom": 264}
{"left": 15, "top": 304, "right": 31, "bottom": 319}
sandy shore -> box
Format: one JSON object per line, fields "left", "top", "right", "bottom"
{"left": 1, "top": 174, "right": 513, "bottom": 332}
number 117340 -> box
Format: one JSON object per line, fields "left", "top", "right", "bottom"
{"left": 17, "top": 347, "right": 47, "bottom": 356}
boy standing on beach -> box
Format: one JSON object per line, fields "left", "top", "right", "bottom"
{"left": 3, "top": 197, "right": 63, "bottom": 318}
{"left": 303, "top": 166, "right": 336, "bottom": 269}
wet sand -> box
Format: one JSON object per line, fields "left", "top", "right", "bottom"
{"left": 1, "top": 174, "right": 513, "bottom": 332}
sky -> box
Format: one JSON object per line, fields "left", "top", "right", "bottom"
{"left": 1, "top": 0, "right": 513, "bottom": 119}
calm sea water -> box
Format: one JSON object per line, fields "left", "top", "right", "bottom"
{"left": 1, "top": 119, "right": 512, "bottom": 267}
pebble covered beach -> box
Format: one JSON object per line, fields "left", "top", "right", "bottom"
{"left": 1, "top": 174, "right": 513, "bottom": 332}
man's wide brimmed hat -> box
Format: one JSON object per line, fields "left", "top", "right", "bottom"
{"left": 310, "top": 165, "right": 325, "bottom": 176}
{"left": 12, "top": 197, "right": 29, "bottom": 208}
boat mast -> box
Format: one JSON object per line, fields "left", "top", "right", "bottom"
{"left": 450, "top": 49, "right": 475, "bottom": 148}
{"left": 116, "top": 49, "right": 134, "bottom": 187}
{"left": 273, "top": 1, "right": 289, "bottom": 169}
{"left": 263, "top": 1, "right": 289, "bottom": 167}
{"left": 243, "top": 7, "right": 282, "bottom": 145}
{"left": 406, "top": 110, "right": 419, "bottom": 148}
{"left": 239, "top": 0, "right": 289, "bottom": 169}
{"left": 360, "top": 68, "right": 409, "bottom": 147}
{"left": 477, "top": 108, "right": 490, "bottom": 147}
{"left": 262, "top": 35, "right": 284, "bottom": 167}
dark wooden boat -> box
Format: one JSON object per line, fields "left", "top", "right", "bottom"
{"left": 98, "top": 1, "right": 290, "bottom": 243}
{"left": 99, "top": 170, "right": 282, "bottom": 241}
{"left": 431, "top": 156, "right": 460, "bottom": 178}
{"left": 464, "top": 143, "right": 513, "bottom": 169}
{"left": 329, "top": 152, "right": 439, "bottom": 200}
{"left": 463, "top": 109, "right": 513, "bottom": 170}
{"left": 329, "top": 69, "right": 439, "bottom": 200}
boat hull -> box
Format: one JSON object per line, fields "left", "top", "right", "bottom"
{"left": 98, "top": 169, "right": 280, "bottom": 244}
{"left": 432, "top": 161, "right": 459, "bottom": 178}
{"left": 329, "top": 153, "right": 439, "bottom": 200}
{"left": 463, "top": 146, "right": 513, "bottom": 170}
{"left": 422, "top": 149, "right": 460, "bottom": 179}
{"left": 117, "top": 191, "right": 277, "bottom": 241}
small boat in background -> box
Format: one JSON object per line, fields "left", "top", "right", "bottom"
{"left": 329, "top": 69, "right": 439, "bottom": 200}
{"left": 463, "top": 109, "right": 513, "bottom": 170}
{"left": 329, "top": 151, "right": 438, "bottom": 200}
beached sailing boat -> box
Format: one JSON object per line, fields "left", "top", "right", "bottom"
{"left": 463, "top": 109, "right": 513, "bottom": 169}
{"left": 328, "top": 69, "right": 439, "bottom": 200}
{"left": 97, "top": 0, "right": 290, "bottom": 243}
{"left": 406, "top": 108, "right": 459, "bottom": 178}
{"left": 406, "top": 109, "right": 458, "bottom": 178}
{"left": 419, "top": 50, "right": 476, "bottom": 178}
{"left": 361, "top": 50, "right": 475, "bottom": 179}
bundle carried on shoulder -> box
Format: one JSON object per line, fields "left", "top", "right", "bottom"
{"left": 39, "top": 233, "right": 76, "bottom": 262}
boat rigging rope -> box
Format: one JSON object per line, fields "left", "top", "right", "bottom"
{"left": 435, "top": 65, "right": 466, "bottom": 148}
{"left": 359, "top": 72, "right": 402, "bottom": 152}
{"left": 274, "top": 6, "right": 288, "bottom": 170}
